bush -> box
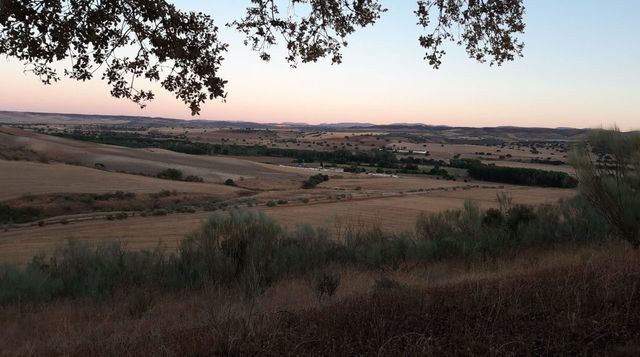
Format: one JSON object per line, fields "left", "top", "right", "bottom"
{"left": 0, "top": 205, "right": 45, "bottom": 224}
{"left": 94, "top": 191, "right": 135, "bottom": 201}
{"left": 152, "top": 209, "right": 168, "bottom": 216}
{"left": 0, "top": 201, "right": 613, "bottom": 305}
{"left": 157, "top": 168, "right": 183, "bottom": 181}
{"left": 184, "top": 175, "right": 204, "bottom": 182}
{"left": 0, "top": 241, "right": 167, "bottom": 304}
{"left": 343, "top": 165, "right": 365, "bottom": 173}
{"left": 151, "top": 189, "right": 177, "bottom": 198}
{"left": 482, "top": 208, "right": 503, "bottom": 227}
{"left": 224, "top": 178, "right": 236, "bottom": 186}
{"left": 175, "top": 205, "right": 197, "bottom": 213}
{"left": 571, "top": 128, "right": 640, "bottom": 247}
{"left": 266, "top": 200, "right": 277, "bottom": 207}
{"left": 302, "top": 174, "right": 330, "bottom": 189}
{"left": 176, "top": 210, "right": 284, "bottom": 297}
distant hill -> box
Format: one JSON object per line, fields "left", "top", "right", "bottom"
{"left": 0, "top": 110, "right": 589, "bottom": 141}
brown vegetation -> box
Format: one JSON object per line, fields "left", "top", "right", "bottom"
{"left": 1, "top": 246, "right": 638, "bottom": 356}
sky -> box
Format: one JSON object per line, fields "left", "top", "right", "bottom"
{"left": 0, "top": 0, "right": 638, "bottom": 130}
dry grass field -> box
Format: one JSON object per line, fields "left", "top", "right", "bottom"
{"left": 0, "top": 183, "right": 574, "bottom": 265}
{"left": 0, "top": 160, "right": 245, "bottom": 201}
{"left": 0, "top": 127, "right": 300, "bottom": 183}
{"left": 0, "top": 121, "right": 578, "bottom": 264}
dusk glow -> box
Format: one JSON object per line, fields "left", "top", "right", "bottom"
{"left": 0, "top": 0, "right": 638, "bottom": 129}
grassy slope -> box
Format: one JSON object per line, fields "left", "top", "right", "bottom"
{"left": 1, "top": 245, "right": 638, "bottom": 356}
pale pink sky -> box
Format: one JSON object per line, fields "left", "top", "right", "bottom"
{"left": 0, "top": 1, "right": 638, "bottom": 130}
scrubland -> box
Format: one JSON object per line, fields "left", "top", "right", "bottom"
{"left": 2, "top": 196, "right": 639, "bottom": 356}
{"left": 1, "top": 122, "right": 637, "bottom": 356}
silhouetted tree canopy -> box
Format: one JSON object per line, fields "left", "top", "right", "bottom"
{"left": 0, "top": 0, "right": 525, "bottom": 114}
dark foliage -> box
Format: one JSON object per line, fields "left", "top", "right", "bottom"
{"left": 0, "top": 0, "right": 227, "bottom": 114}
{"left": 0, "top": 205, "right": 44, "bottom": 224}
{"left": 184, "top": 175, "right": 204, "bottom": 183}
{"left": 157, "top": 168, "right": 183, "bottom": 181}
{"left": 450, "top": 158, "right": 577, "bottom": 188}
{"left": 57, "top": 131, "right": 399, "bottom": 167}
{"left": 231, "top": 0, "right": 386, "bottom": 65}
{"left": 0, "top": 195, "right": 613, "bottom": 305}
{"left": 58, "top": 252, "right": 640, "bottom": 356}
{"left": 416, "top": 0, "right": 525, "bottom": 68}
{"left": 572, "top": 129, "right": 640, "bottom": 247}
{"left": 302, "top": 174, "right": 330, "bottom": 189}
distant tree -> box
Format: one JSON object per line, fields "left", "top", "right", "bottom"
{"left": 570, "top": 129, "right": 640, "bottom": 248}
{"left": 0, "top": 1, "right": 525, "bottom": 114}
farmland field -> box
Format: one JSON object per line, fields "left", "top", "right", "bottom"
{"left": 0, "top": 117, "right": 583, "bottom": 264}
{"left": 1, "top": 112, "right": 637, "bottom": 356}
{"left": 0, "top": 159, "right": 575, "bottom": 265}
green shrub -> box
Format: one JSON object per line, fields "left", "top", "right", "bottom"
{"left": 151, "top": 189, "right": 177, "bottom": 198}
{"left": 184, "top": 175, "right": 204, "bottom": 182}
{"left": 302, "top": 174, "right": 330, "bottom": 189}
{"left": 177, "top": 210, "right": 283, "bottom": 297}
{"left": 175, "top": 205, "right": 197, "bottom": 214}
{"left": 152, "top": 209, "right": 168, "bottom": 216}
{"left": 94, "top": 191, "right": 135, "bottom": 201}
{"left": 449, "top": 159, "right": 577, "bottom": 188}
{"left": 0, "top": 241, "right": 168, "bottom": 304}
{"left": 0, "top": 200, "right": 613, "bottom": 305}
{"left": 157, "top": 168, "right": 183, "bottom": 181}
{"left": 571, "top": 128, "right": 640, "bottom": 247}
{"left": 0, "top": 205, "right": 45, "bottom": 224}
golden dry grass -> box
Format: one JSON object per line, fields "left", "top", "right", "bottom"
{"left": 0, "top": 160, "right": 244, "bottom": 201}
{"left": 0, "top": 185, "right": 574, "bottom": 265}
{"left": 0, "top": 127, "right": 297, "bottom": 182}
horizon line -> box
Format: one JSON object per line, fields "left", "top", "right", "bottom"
{"left": 0, "top": 109, "right": 607, "bottom": 132}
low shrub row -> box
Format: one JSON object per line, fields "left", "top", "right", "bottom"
{"left": 0, "top": 205, "right": 45, "bottom": 224}
{"left": 0, "top": 195, "right": 612, "bottom": 305}
{"left": 157, "top": 168, "right": 204, "bottom": 183}
{"left": 450, "top": 158, "right": 577, "bottom": 188}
